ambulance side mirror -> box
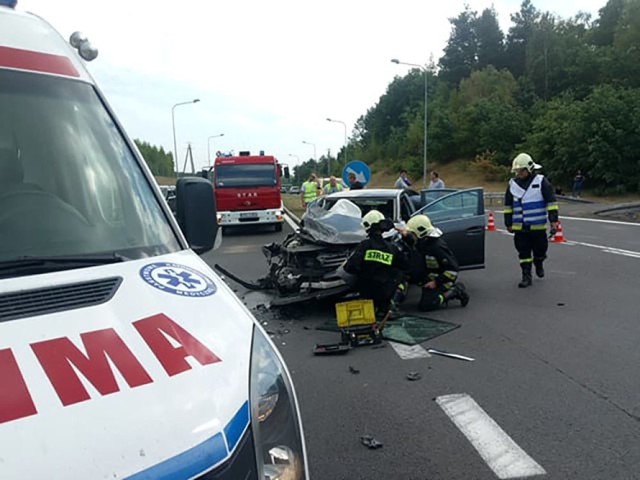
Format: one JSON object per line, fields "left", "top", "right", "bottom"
{"left": 176, "top": 177, "right": 218, "bottom": 255}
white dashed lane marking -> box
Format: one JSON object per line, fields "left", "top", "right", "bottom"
{"left": 437, "top": 394, "right": 546, "bottom": 479}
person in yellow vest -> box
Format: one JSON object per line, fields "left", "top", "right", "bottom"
{"left": 300, "top": 173, "right": 321, "bottom": 208}
{"left": 322, "top": 175, "right": 343, "bottom": 195}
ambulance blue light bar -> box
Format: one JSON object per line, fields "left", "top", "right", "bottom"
{"left": 0, "top": 0, "right": 18, "bottom": 8}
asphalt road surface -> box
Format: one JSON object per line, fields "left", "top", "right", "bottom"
{"left": 202, "top": 213, "right": 640, "bottom": 480}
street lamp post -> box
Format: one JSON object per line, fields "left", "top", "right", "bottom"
{"left": 326, "top": 118, "right": 348, "bottom": 168}
{"left": 301, "top": 140, "right": 316, "bottom": 162}
{"left": 392, "top": 58, "right": 428, "bottom": 187}
{"left": 288, "top": 153, "right": 300, "bottom": 164}
{"left": 171, "top": 98, "right": 200, "bottom": 175}
{"left": 207, "top": 133, "right": 224, "bottom": 167}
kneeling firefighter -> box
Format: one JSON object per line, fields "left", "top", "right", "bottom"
{"left": 404, "top": 214, "right": 469, "bottom": 311}
{"left": 343, "top": 210, "right": 408, "bottom": 313}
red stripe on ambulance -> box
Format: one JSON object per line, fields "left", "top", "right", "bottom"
{"left": 0, "top": 314, "right": 221, "bottom": 424}
{"left": 0, "top": 45, "right": 79, "bottom": 77}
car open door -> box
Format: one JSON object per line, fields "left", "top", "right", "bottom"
{"left": 414, "top": 188, "right": 485, "bottom": 270}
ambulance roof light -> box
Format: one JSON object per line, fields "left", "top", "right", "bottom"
{"left": 0, "top": 0, "right": 18, "bottom": 8}
{"left": 69, "top": 31, "right": 99, "bottom": 61}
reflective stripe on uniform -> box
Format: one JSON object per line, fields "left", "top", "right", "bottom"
{"left": 519, "top": 257, "right": 533, "bottom": 264}
{"left": 426, "top": 257, "right": 439, "bottom": 269}
{"left": 510, "top": 175, "right": 550, "bottom": 227}
{"left": 443, "top": 271, "right": 458, "bottom": 281}
{"left": 364, "top": 250, "right": 394, "bottom": 266}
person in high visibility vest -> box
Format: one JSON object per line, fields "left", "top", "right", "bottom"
{"left": 323, "top": 176, "right": 343, "bottom": 195}
{"left": 503, "top": 153, "right": 559, "bottom": 288}
{"left": 300, "top": 173, "right": 320, "bottom": 208}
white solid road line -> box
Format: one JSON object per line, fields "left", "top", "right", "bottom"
{"left": 488, "top": 211, "right": 640, "bottom": 227}
{"left": 388, "top": 341, "right": 432, "bottom": 359}
{"left": 492, "top": 227, "right": 640, "bottom": 260}
{"left": 560, "top": 215, "right": 640, "bottom": 227}
{"left": 436, "top": 394, "right": 546, "bottom": 479}
{"left": 564, "top": 240, "right": 640, "bottom": 259}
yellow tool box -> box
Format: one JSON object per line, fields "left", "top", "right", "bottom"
{"left": 335, "top": 299, "right": 382, "bottom": 347}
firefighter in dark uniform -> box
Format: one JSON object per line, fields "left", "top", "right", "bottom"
{"left": 403, "top": 214, "right": 469, "bottom": 311}
{"left": 503, "top": 153, "right": 559, "bottom": 288}
{"left": 343, "top": 210, "right": 408, "bottom": 314}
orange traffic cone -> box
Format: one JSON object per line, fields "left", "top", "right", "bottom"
{"left": 486, "top": 212, "right": 496, "bottom": 231}
{"left": 551, "top": 222, "right": 566, "bottom": 243}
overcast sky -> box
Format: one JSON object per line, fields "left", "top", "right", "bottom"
{"left": 20, "top": 0, "right": 604, "bottom": 171}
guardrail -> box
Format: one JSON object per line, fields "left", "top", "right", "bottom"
{"left": 484, "top": 192, "right": 503, "bottom": 206}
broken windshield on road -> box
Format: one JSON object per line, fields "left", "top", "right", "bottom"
{"left": 302, "top": 199, "right": 366, "bottom": 245}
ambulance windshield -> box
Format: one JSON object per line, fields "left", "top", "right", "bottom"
{"left": 0, "top": 69, "right": 180, "bottom": 267}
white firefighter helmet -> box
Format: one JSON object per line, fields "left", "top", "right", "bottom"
{"left": 511, "top": 152, "right": 541, "bottom": 172}
{"left": 406, "top": 214, "right": 442, "bottom": 239}
{"left": 361, "top": 209, "right": 385, "bottom": 233}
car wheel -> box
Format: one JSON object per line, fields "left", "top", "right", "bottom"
{"left": 275, "top": 223, "right": 283, "bottom": 232}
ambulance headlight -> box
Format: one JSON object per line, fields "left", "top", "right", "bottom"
{"left": 250, "top": 327, "right": 307, "bottom": 480}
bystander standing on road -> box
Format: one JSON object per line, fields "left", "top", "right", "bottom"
{"left": 429, "top": 171, "right": 445, "bottom": 189}
{"left": 503, "top": 153, "right": 559, "bottom": 288}
{"left": 348, "top": 172, "right": 364, "bottom": 190}
{"left": 300, "top": 173, "right": 321, "bottom": 208}
{"left": 572, "top": 170, "right": 585, "bottom": 198}
{"left": 323, "top": 176, "right": 343, "bottom": 195}
{"left": 394, "top": 169, "right": 412, "bottom": 189}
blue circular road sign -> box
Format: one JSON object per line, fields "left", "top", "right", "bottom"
{"left": 342, "top": 160, "right": 371, "bottom": 187}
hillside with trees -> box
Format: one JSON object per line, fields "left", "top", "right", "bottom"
{"left": 339, "top": 0, "right": 640, "bottom": 194}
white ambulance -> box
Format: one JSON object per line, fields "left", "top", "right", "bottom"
{"left": 0, "top": 2, "right": 308, "bottom": 478}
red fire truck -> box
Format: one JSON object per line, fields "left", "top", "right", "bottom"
{"left": 211, "top": 151, "right": 289, "bottom": 231}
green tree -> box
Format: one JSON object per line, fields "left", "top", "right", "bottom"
{"left": 505, "top": 0, "right": 540, "bottom": 78}
{"left": 524, "top": 86, "right": 640, "bottom": 193}
{"left": 590, "top": 0, "right": 625, "bottom": 46}
{"left": 439, "top": 6, "right": 479, "bottom": 86}
{"left": 475, "top": 7, "right": 505, "bottom": 70}
{"left": 134, "top": 139, "right": 174, "bottom": 176}
{"left": 609, "top": 0, "right": 640, "bottom": 87}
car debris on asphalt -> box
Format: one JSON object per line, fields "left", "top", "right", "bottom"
{"left": 360, "top": 435, "right": 383, "bottom": 449}
{"left": 426, "top": 348, "right": 475, "bottom": 362}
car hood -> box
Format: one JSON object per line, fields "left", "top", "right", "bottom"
{"left": 0, "top": 251, "right": 255, "bottom": 479}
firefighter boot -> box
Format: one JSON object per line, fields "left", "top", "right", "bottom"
{"left": 518, "top": 263, "right": 533, "bottom": 288}
{"left": 452, "top": 283, "right": 470, "bottom": 307}
{"left": 442, "top": 284, "right": 469, "bottom": 307}
{"left": 533, "top": 257, "right": 545, "bottom": 278}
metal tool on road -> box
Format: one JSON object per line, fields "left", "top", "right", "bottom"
{"left": 426, "top": 348, "right": 475, "bottom": 362}
{"left": 313, "top": 343, "right": 351, "bottom": 355}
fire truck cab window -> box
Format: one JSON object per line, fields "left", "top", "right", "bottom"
{"left": 215, "top": 164, "right": 276, "bottom": 188}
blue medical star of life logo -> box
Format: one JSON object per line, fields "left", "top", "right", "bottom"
{"left": 140, "top": 262, "right": 216, "bottom": 297}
